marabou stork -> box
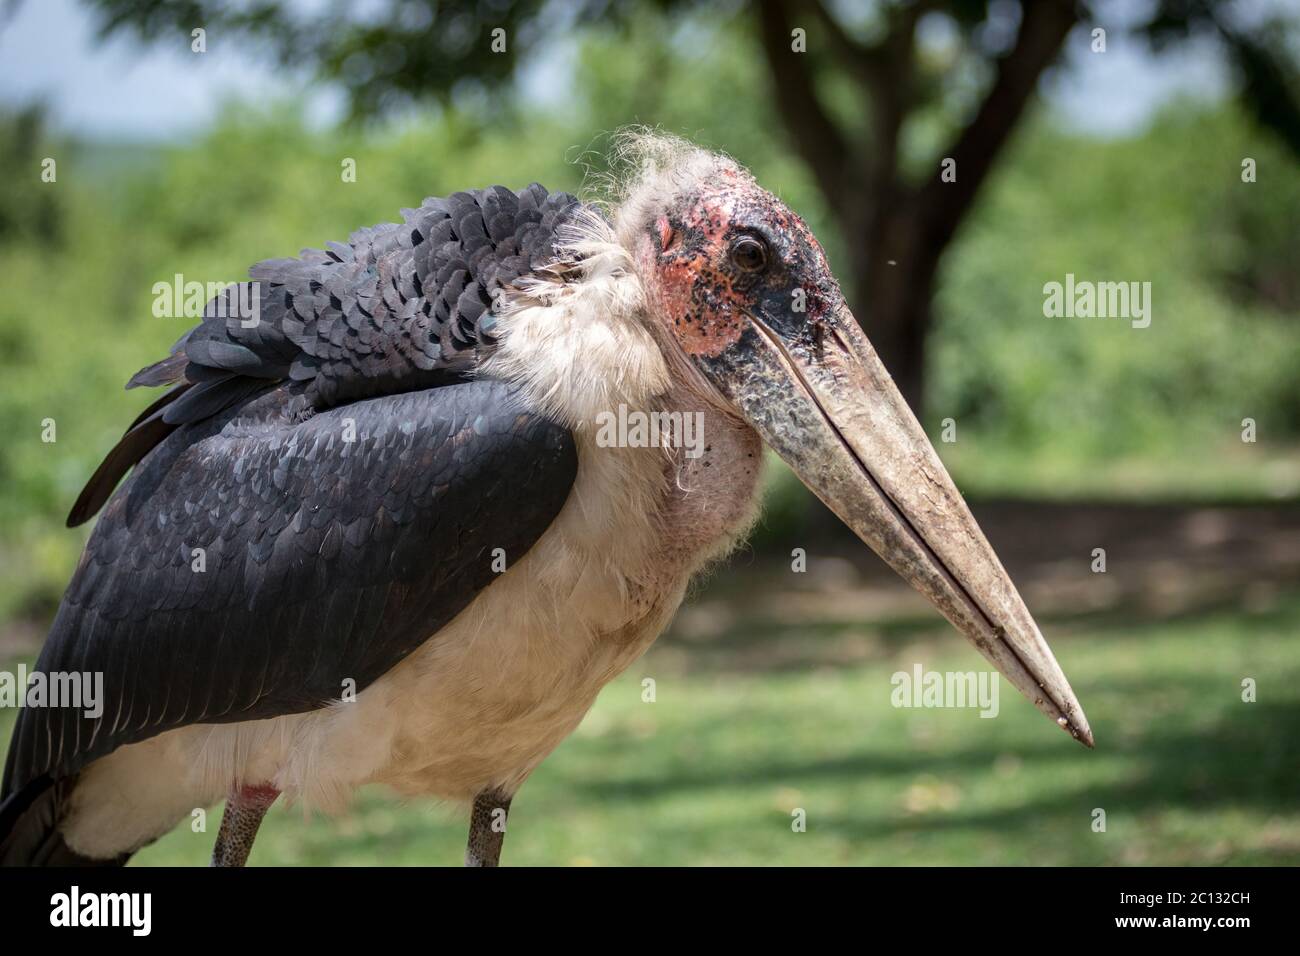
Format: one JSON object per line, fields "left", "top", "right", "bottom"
{"left": 0, "top": 134, "right": 1091, "bottom": 868}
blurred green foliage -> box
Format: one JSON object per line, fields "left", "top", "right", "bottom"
{"left": 928, "top": 103, "right": 1300, "bottom": 499}
{"left": 0, "top": 29, "right": 1296, "bottom": 623}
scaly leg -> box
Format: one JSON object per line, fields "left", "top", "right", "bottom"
{"left": 465, "top": 789, "right": 512, "bottom": 867}
{"left": 211, "top": 783, "right": 279, "bottom": 867}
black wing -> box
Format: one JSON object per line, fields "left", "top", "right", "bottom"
{"left": 68, "top": 183, "right": 582, "bottom": 526}
{"left": 4, "top": 378, "right": 576, "bottom": 796}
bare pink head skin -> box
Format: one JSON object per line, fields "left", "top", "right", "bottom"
{"left": 616, "top": 137, "right": 1092, "bottom": 746}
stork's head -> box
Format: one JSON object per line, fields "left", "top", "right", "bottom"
{"left": 617, "top": 136, "right": 1092, "bottom": 746}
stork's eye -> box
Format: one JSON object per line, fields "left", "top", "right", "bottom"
{"left": 730, "top": 236, "right": 768, "bottom": 272}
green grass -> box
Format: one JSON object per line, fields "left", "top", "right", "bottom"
{"left": 4, "top": 589, "right": 1292, "bottom": 866}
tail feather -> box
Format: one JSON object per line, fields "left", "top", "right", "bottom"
{"left": 125, "top": 380, "right": 193, "bottom": 432}
{"left": 64, "top": 354, "right": 195, "bottom": 528}
{"left": 126, "top": 350, "right": 188, "bottom": 389}
{"left": 66, "top": 416, "right": 177, "bottom": 527}
{"left": 67, "top": 373, "right": 268, "bottom": 528}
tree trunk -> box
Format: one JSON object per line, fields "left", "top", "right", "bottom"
{"left": 851, "top": 259, "right": 934, "bottom": 416}
{"left": 755, "top": 0, "right": 1080, "bottom": 418}
{"left": 849, "top": 194, "right": 935, "bottom": 414}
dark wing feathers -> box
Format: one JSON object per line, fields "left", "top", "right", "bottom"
{"left": 68, "top": 183, "right": 582, "bottom": 527}
{"left": 6, "top": 379, "right": 577, "bottom": 795}
{"left": 3, "top": 184, "right": 587, "bottom": 860}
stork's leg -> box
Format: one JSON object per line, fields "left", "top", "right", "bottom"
{"left": 210, "top": 783, "right": 279, "bottom": 867}
{"left": 465, "top": 789, "right": 512, "bottom": 867}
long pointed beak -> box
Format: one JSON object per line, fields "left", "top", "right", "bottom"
{"left": 716, "top": 307, "right": 1092, "bottom": 747}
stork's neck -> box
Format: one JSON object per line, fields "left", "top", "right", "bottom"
{"left": 481, "top": 219, "right": 670, "bottom": 429}
{"left": 481, "top": 211, "right": 765, "bottom": 600}
{"left": 654, "top": 388, "right": 765, "bottom": 573}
